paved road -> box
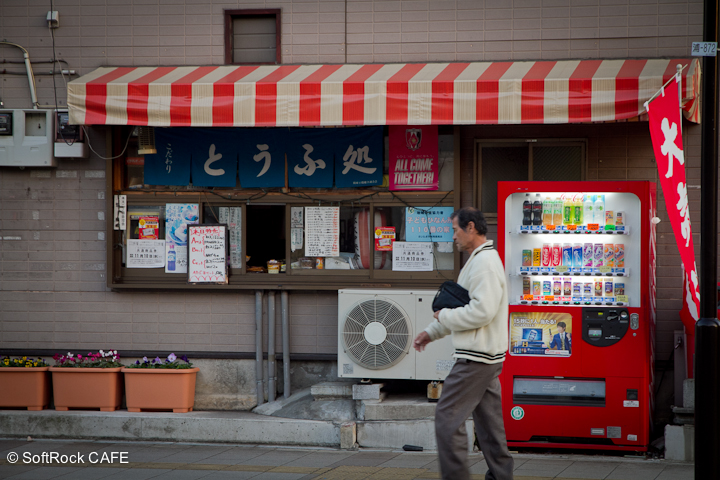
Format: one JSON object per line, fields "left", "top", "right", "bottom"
{"left": 0, "top": 439, "right": 693, "bottom": 480}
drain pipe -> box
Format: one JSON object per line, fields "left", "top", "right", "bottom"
{"left": 255, "top": 290, "right": 264, "bottom": 406}
{"left": 0, "top": 42, "right": 39, "bottom": 108}
{"left": 268, "top": 291, "right": 277, "bottom": 402}
{"left": 281, "top": 291, "right": 290, "bottom": 398}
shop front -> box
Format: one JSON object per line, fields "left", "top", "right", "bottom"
{"left": 65, "top": 58, "right": 702, "bottom": 409}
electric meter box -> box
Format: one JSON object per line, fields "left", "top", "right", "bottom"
{"left": 0, "top": 109, "right": 57, "bottom": 167}
{"left": 54, "top": 109, "right": 88, "bottom": 158}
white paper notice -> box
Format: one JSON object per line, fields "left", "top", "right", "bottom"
{"left": 291, "top": 207, "right": 304, "bottom": 228}
{"left": 291, "top": 228, "right": 303, "bottom": 252}
{"left": 392, "top": 242, "right": 434, "bottom": 271}
{"left": 305, "top": 207, "right": 339, "bottom": 257}
{"left": 127, "top": 240, "right": 165, "bottom": 268}
{"left": 219, "top": 207, "right": 242, "bottom": 268}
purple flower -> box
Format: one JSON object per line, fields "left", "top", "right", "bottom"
{"left": 181, "top": 355, "right": 189, "bottom": 363}
{"left": 135, "top": 360, "right": 140, "bottom": 365}
{"left": 154, "top": 357, "right": 161, "bottom": 363}
{"left": 168, "top": 353, "right": 177, "bottom": 362}
{"left": 142, "top": 356, "right": 148, "bottom": 363}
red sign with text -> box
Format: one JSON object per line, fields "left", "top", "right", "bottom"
{"left": 647, "top": 78, "right": 700, "bottom": 328}
{"left": 388, "top": 125, "right": 439, "bottom": 191}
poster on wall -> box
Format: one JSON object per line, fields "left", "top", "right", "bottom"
{"left": 165, "top": 204, "right": 199, "bottom": 274}
{"left": 392, "top": 241, "right": 433, "bottom": 271}
{"left": 405, "top": 207, "right": 454, "bottom": 242}
{"left": 509, "top": 312, "right": 573, "bottom": 357}
{"left": 127, "top": 240, "right": 165, "bottom": 268}
{"left": 219, "top": 207, "right": 242, "bottom": 268}
{"left": 138, "top": 216, "right": 159, "bottom": 240}
{"left": 375, "top": 226, "right": 395, "bottom": 251}
{"left": 389, "top": 125, "right": 439, "bottom": 191}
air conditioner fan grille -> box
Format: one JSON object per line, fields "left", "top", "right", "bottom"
{"left": 343, "top": 298, "right": 411, "bottom": 370}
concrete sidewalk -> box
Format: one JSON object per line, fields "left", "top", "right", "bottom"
{"left": 0, "top": 439, "right": 693, "bottom": 480}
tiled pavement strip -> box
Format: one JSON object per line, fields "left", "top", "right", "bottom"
{"left": 0, "top": 440, "right": 693, "bottom": 480}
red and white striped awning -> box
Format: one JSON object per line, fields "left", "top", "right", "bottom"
{"left": 68, "top": 58, "right": 701, "bottom": 127}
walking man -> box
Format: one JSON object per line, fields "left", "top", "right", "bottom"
{"left": 413, "top": 207, "right": 513, "bottom": 480}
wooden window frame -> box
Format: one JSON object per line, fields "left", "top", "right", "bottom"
{"left": 224, "top": 9, "right": 281, "bottom": 65}
{"left": 473, "top": 139, "right": 587, "bottom": 224}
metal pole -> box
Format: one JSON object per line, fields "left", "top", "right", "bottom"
{"left": 281, "top": 291, "right": 291, "bottom": 398}
{"left": 255, "top": 290, "right": 265, "bottom": 407}
{"left": 268, "top": 291, "right": 276, "bottom": 403}
{"left": 695, "top": 0, "right": 720, "bottom": 474}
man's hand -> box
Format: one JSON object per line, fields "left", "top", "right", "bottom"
{"left": 413, "top": 331, "right": 431, "bottom": 352}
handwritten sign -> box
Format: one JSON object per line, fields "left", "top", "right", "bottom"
{"left": 305, "top": 207, "right": 339, "bottom": 257}
{"left": 188, "top": 224, "right": 228, "bottom": 284}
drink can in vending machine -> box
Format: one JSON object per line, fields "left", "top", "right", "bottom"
{"left": 541, "top": 243, "right": 552, "bottom": 267}
{"left": 532, "top": 248, "right": 542, "bottom": 266}
{"left": 583, "top": 243, "right": 594, "bottom": 267}
{"left": 605, "top": 280, "right": 614, "bottom": 296}
{"left": 533, "top": 280, "right": 542, "bottom": 296}
{"left": 563, "top": 279, "right": 572, "bottom": 296}
{"left": 614, "top": 282, "right": 625, "bottom": 296}
{"left": 605, "top": 210, "right": 614, "bottom": 226}
{"left": 542, "top": 280, "right": 552, "bottom": 295}
{"left": 552, "top": 243, "right": 562, "bottom": 267}
{"left": 615, "top": 211, "right": 625, "bottom": 226}
{"left": 572, "top": 243, "right": 583, "bottom": 267}
{"left": 522, "top": 249, "right": 532, "bottom": 266}
{"left": 584, "top": 282, "right": 593, "bottom": 296}
{"left": 523, "top": 277, "right": 531, "bottom": 295}
{"left": 604, "top": 244, "right": 615, "bottom": 268}
{"left": 553, "top": 277, "right": 561, "bottom": 296}
{"left": 573, "top": 281, "right": 582, "bottom": 296}
{"left": 614, "top": 244, "right": 625, "bottom": 268}
{"left": 562, "top": 243, "right": 573, "bottom": 267}
{"left": 595, "top": 280, "right": 603, "bottom": 297}
{"left": 594, "top": 243, "right": 604, "bottom": 267}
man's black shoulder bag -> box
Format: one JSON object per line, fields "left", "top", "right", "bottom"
{"left": 432, "top": 281, "right": 470, "bottom": 312}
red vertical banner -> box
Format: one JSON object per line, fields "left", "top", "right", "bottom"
{"left": 647, "top": 77, "right": 700, "bottom": 330}
{"left": 388, "top": 125, "right": 439, "bottom": 191}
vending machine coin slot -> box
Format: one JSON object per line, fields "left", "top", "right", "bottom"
{"left": 581, "top": 307, "right": 630, "bottom": 347}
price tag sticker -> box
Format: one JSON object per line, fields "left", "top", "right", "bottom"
{"left": 617, "top": 295, "right": 629, "bottom": 303}
{"left": 566, "top": 224, "right": 577, "bottom": 231}
{"left": 523, "top": 294, "right": 534, "bottom": 301}
{"left": 544, "top": 295, "right": 555, "bottom": 302}
{"left": 587, "top": 223, "right": 600, "bottom": 231}
{"left": 555, "top": 266, "right": 569, "bottom": 273}
{"left": 547, "top": 225, "right": 556, "bottom": 231}
{"left": 599, "top": 266, "right": 612, "bottom": 273}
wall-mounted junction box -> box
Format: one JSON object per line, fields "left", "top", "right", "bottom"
{"left": 0, "top": 109, "right": 56, "bottom": 167}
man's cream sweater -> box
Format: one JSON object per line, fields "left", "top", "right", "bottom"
{"left": 425, "top": 240, "right": 509, "bottom": 364}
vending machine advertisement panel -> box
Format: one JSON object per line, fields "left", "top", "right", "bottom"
{"left": 497, "top": 181, "right": 656, "bottom": 452}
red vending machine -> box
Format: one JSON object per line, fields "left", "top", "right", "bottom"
{"left": 497, "top": 181, "right": 657, "bottom": 452}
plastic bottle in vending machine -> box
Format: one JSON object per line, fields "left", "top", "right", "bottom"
{"left": 541, "top": 243, "right": 552, "bottom": 267}
{"left": 573, "top": 193, "right": 584, "bottom": 224}
{"left": 552, "top": 243, "right": 562, "bottom": 267}
{"left": 543, "top": 197, "right": 553, "bottom": 226}
{"left": 552, "top": 197, "right": 563, "bottom": 226}
{"left": 563, "top": 196, "right": 573, "bottom": 224}
{"left": 532, "top": 194, "right": 543, "bottom": 226}
{"left": 583, "top": 195, "right": 594, "bottom": 225}
{"left": 594, "top": 194, "right": 605, "bottom": 226}
{"left": 522, "top": 193, "right": 532, "bottom": 226}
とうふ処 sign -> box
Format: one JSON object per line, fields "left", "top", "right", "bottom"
{"left": 389, "top": 125, "right": 439, "bottom": 191}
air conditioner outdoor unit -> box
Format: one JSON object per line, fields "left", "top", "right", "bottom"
{"left": 338, "top": 289, "right": 455, "bottom": 381}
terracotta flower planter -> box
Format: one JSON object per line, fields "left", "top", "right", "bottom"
{"left": 49, "top": 367, "right": 123, "bottom": 411}
{"left": 0, "top": 367, "right": 51, "bottom": 410}
{"left": 121, "top": 367, "right": 199, "bottom": 413}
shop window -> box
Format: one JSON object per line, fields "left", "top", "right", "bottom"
{"left": 110, "top": 127, "right": 458, "bottom": 289}
{"left": 476, "top": 140, "right": 585, "bottom": 214}
{"left": 224, "top": 9, "right": 281, "bottom": 65}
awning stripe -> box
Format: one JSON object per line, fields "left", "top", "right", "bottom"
{"left": 67, "top": 58, "right": 702, "bottom": 127}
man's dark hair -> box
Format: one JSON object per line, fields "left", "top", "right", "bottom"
{"left": 557, "top": 322, "right": 566, "bottom": 329}
{"left": 450, "top": 207, "right": 488, "bottom": 236}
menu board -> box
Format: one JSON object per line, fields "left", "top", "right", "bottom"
{"left": 187, "top": 224, "right": 228, "bottom": 284}
{"left": 305, "top": 207, "right": 339, "bottom": 257}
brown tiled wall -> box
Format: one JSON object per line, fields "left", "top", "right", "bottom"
{"left": 0, "top": 1, "right": 710, "bottom": 364}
